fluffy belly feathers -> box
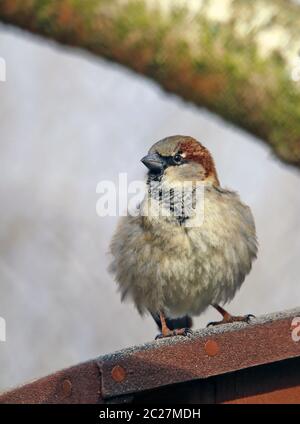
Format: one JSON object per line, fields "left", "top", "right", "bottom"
{"left": 109, "top": 188, "right": 257, "bottom": 317}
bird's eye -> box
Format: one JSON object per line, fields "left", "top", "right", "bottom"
{"left": 173, "top": 154, "right": 182, "bottom": 164}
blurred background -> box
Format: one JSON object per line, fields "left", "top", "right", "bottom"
{"left": 0, "top": 0, "right": 300, "bottom": 392}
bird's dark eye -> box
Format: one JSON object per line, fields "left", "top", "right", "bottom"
{"left": 173, "top": 154, "right": 182, "bottom": 164}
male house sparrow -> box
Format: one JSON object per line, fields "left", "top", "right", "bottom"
{"left": 109, "top": 136, "right": 257, "bottom": 338}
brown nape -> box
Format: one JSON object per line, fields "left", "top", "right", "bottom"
{"left": 179, "top": 137, "right": 220, "bottom": 185}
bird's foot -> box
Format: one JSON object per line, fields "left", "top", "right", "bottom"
{"left": 155, "top": 327, "right": 192, "bottom": 340}
{"left": 207, "top": 314, "right": 255, "bottom": 327}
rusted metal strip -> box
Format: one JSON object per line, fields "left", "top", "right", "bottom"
{"left": 131, "top": 356, "right": 300, "bottom": 404}
{"left": 0, "top": 361, "right": 103, "bottom": 404}
{"left": 98, "top": 308, "right": 300, "bottom": 398}
{"left": 0, "top": 307, "right": 299, "bottom": 403}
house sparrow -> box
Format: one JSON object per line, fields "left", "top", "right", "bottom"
{"left": 109, "top": 135, "right": 257, "bottom": 338}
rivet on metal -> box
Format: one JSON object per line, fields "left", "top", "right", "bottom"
{"left": 62, "top": 379, "right": 72, "bottom": 398}
{"left": 204, "top": 340, "right": 220, "bottom": 357}
{"left": 111, "top": 365, "right": 126, "bottom": 383}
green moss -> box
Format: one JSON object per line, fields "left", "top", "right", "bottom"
{"left": 1, "top": 0, "right": 300, "bottom": 166}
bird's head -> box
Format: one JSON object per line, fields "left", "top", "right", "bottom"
{"left": 141, "top": 135, "right": 219, "bottom": 187}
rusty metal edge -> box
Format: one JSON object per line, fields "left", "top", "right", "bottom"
{"left": 99, "top": 308, "right": 300, "bottom": 362}
{"left": 0, "top": 307, "right": 299, "bottom": 403}
{"left": 98, "top": 307, "right": 300, "bottom": 398}
{"left": 0, "top": 360, "right": 104, "bottom": 404}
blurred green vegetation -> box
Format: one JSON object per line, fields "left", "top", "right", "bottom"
{"left": 1, "top": 0, "right": 300, "bottom": 167}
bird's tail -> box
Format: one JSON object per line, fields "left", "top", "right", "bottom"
{"left": 151, "top": 313, "right": 193, "bottom": 331}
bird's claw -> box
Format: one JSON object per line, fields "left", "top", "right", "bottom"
{"left": 206, "top": 321, "right": 219, "bottom": 327}
{"left": 155, "top": 327, "right": 192, "bottom": 339}
{"left": 155, "top": 333, "right": 163, "bottom": 340}
{"left": 207, "top": 313, "right": 255, "bottom": 327}
{"left": 245, "top": 313, "right": 255, "bottom": 323}
{"left": 178, "top": 327, "right": 193, "bottom": 336}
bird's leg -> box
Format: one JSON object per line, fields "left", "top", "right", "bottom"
{"left": 207, "top": 304, "right": 255, "bottom": 327}
{"left": 160, "top": 312, "right": 172, "bottom": 337}
{"left": 155, "top": 311, "right": 191, "bottom": 339}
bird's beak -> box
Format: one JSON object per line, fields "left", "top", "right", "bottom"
{"left": 141, "top": 153, "right": 165, "bottom": 174}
